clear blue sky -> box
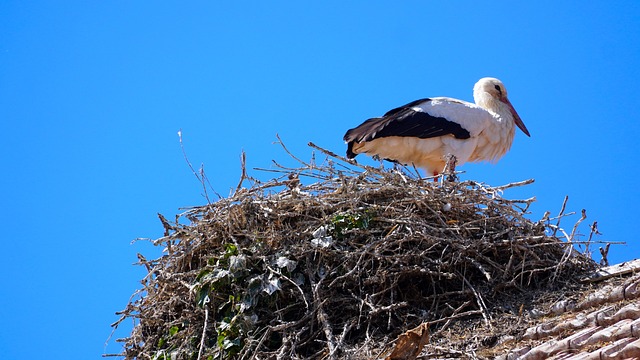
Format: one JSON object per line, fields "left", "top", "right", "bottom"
{"left": 1, "top": 2, "right": 638, "bottom": 358}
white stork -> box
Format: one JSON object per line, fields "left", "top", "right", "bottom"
{"left": 344, "top": 77, "right": 530, "bottom": 176}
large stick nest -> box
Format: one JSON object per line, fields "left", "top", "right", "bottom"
{"left": 109, "top": 142, "right": 597, "bottom": 359}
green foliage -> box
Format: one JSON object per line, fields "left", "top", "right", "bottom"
{"left": 189, "top": 242, "right": 266, "bottom": 357}
{"left": 196, "top": 283, "right": 211, "bottom": 308}
{"left": 216, "top": 315, "right": 243, "bottom": 356}
{"left": 331, "top": 209, "right": 374, "bottom": 238}
{"left": 169, "top": 325, "right": 180, "bottom": 336}
{"left": 224, "top": 243, "right": 238, "bottom": 258}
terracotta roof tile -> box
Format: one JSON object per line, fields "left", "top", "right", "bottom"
{"left": 496, "top": 273, "right": 640, "bottom": 360}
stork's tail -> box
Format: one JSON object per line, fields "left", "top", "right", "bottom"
{"left": 345, "top": 140, "right": 357, "bottom": 159}
{"left": 343, "top": 117, "right": 381, "bottom": 159}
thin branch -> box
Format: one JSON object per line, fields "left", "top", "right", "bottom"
{"left": 178, "top": 129, "right": 219, "bottom": 203}
{"left": 569, "top": 209, "right": 587, "bottom": 241}
{"left": 492, "top": 178, "right": 535, "bottom": 191}
{"left": 236, "top": 150, "right": 248, "bottom": 193}
{"left": 553, "top": 195, "right": 569, "bottom": 237}
{"left": 462, "top": 276, "right": 492, "bottom": 328}
{"left": 275, "top": 133, "right": 309, "bottom": 167}
{"left": 198, "top": 308, "right": 209, "bottom": 360}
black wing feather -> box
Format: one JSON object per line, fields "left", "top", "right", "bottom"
{"left": 382, "top": 98, "right": 431, "bottom": 117}
{"left": 344, "top": 99, "right": 471, "bottom": 158}
{"left": 374, "top": 112, "right": 470, "bottom": 139}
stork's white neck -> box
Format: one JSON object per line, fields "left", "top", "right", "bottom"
{"left": 471, "top": 90, "right": 517, "bottom": 162}
{"left": 473, "top": 91, "right": 501, "bottom": 113}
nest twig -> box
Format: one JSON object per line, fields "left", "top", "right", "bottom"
{"left": 106, "top": 142, "right": 598, "bottom": 359}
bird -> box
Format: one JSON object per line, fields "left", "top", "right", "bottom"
{"left": 343, "top": 77, "right": 530, "bottom": 177}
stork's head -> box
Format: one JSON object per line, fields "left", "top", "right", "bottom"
{"left": 474, "top": 77, "right": 530, "bottom": 137}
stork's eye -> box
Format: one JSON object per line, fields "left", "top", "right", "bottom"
{"left": 494, "top": 84, "right": 503, "bottom": 96}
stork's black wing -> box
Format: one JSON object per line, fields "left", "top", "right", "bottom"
{"left": 344, "top": 98, "right": 471, "bottom": 158}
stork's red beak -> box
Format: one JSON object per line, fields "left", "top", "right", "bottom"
{"left": 503, "top": 97, "right": 530, "bottom": 137}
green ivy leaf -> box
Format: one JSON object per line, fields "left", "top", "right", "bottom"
{"left": 169, "top": 325, "right": 179, "bottom": 336}
{"left": 196, "top": 269, "right": 211, "bottom": 282}
{"left": 224, "top": 243, "right": 238, "bottom": 258}
{"left": 196, "top": 284, "right": 211, "bottom": 308}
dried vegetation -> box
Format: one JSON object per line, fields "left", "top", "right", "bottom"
{"left": 108, "top": 141, "right": 599, "bottom": 359}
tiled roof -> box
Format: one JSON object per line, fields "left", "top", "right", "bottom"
{"left": 497, "top": 262, "right": 640, "bottom": 360}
